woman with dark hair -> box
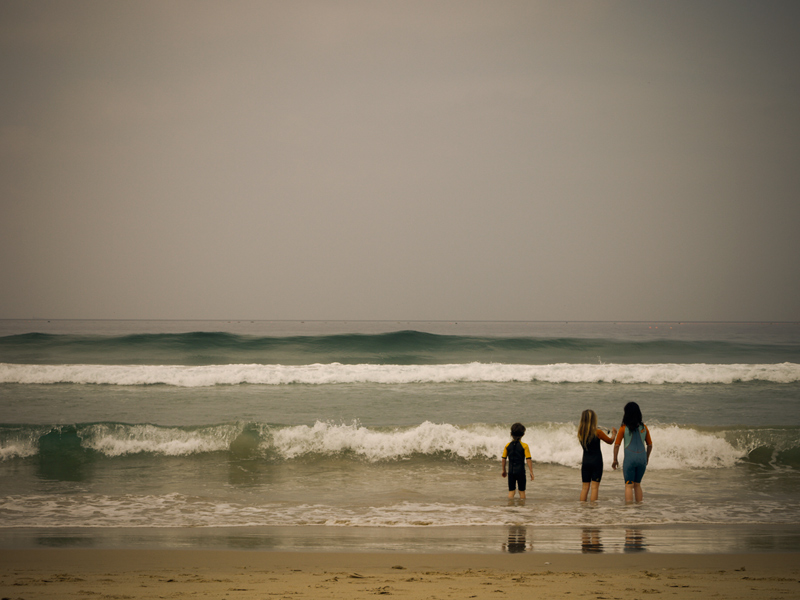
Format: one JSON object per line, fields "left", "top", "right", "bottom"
{"left": 612, "top": 402, "right": 653, "bottom": 502}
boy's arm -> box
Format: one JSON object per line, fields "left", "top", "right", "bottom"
{"left": 501, "top": 457, "right": 507, "bottom": 477}
{"left": 527, "top": 457, "right": 534, "bottom": 480}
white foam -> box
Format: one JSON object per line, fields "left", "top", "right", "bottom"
{"left": 272, "top": 421, "right": 501, "bottom": 461}
{"left": 1, "top": 362, "right": 798, "bottom": 386}
{"left": 269, "top": 421, "right": 746, "bottom": 470}
{"left": 0, "top": 442, "right": 38, "bottom": 460}
{"left": 81, "top": 424, "right": 234, "bottom": 457}
{"left": 645, "top": 425, "right": 743, "bottom": 469}
{"left": 0, "top": 427, "right": 48, "bottom": 461}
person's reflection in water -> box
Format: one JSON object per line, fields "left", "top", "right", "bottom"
{"left": 502, "top": 526, "right": 528, "bottom": 553}
{"left": 581, "top": 528, "right": 603, "bottom": 553}
{"left": 624, "top": 528, "right": 647, "bottom": 552}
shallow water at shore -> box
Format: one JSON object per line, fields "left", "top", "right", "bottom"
{"left": 4, "top": 523, "right": 800, "bottom": 554}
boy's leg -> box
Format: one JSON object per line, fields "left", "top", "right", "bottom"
{"left": 508, "top": 489, "right": 516, "bottom": 500}
{"left": 518, "top": 473, "right": 527, "bottom": 500}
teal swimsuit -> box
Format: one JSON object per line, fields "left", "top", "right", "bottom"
{"left": 622, "top": 425, "right": 648, "bottom": 484}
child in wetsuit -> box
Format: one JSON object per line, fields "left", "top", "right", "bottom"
{"left": 501, "top": 422, "right": 535, "bottom": 500}
{"left": 612, "top": 401, "right": 653, "bottom": 503}
{"left": 578, "top": 409, "right": 617, "bottom": 501}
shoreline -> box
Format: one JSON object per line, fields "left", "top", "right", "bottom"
{"left": 4, "top": 523, "right": 800, "bottom": 555}
{"left": 2, "top": 548, "right": 798, "bottom": 600}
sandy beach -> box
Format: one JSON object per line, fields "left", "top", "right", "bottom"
{"left": 1, "top": 549, "right": 798, "bottom": 600}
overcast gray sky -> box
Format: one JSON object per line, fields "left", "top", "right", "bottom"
{"left": 1, "top": 1, "right": 799, "bottom": 321}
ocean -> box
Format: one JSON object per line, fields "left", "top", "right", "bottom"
{"left": 1, "top": 320, "right": 799, "bottom": 554}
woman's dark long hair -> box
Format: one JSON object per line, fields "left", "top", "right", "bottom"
{"left": 622, "top": 402, "right": 643, "bottom": 432}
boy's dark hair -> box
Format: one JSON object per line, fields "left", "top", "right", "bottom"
{"left": 510, "top": 422, "right": 526, "bottom": 439}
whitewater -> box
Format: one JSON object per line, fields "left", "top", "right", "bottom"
{"left": 2, "top": 361, "right": 798, "bottom": 385}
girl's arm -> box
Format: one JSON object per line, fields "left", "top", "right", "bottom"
{"left": 597, "top": 428, "right": 615, "bottom": 444}
{"left": 611, "top": 425, "right": 625, "bottom": 470}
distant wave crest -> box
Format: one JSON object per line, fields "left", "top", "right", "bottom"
{"left": 2, "top": 330, "right": 798, "bottom": 366}
{"left": 1, "top": 362, "right": 798, "bottom": 386}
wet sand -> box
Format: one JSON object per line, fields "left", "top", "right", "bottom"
{"left": 1, "top": 549, "right": 798, "bottom": 599}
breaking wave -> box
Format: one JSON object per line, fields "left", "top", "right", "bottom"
{"left": 2, "top": 361, "right": 798, "bottom": 386}
{"left": 2, "top": 421, "right": 798, "bottom": 469}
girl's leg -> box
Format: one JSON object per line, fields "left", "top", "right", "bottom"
{"left": 589, "top": 481, "right": 600, "bottom": 502}
{"left": 633, "top": 483, "right": 643, "bottom": 502}
{"left": 624, "top": 482, "right": 635, "bottom": 503}
{"left": 580, "top": 482, "right": 590, "bottom": 501}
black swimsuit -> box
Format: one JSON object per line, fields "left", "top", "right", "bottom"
{"left": 581, "top": 435, "right": 604, "bottom": 483}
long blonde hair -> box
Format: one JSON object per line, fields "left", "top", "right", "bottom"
{"left": 577, "top": 409, "right": 598, "bottom": 448}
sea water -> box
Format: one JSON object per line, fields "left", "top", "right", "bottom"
{"left": 1, "top": 320, "right": 799, "bottom": 553}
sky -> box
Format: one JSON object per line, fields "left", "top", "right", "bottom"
{"left": 1, "top": 1, "right": 799, "bottom": 322}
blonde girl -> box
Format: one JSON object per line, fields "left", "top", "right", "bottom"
{"left": 578, "top": 410, "right": 616, "bottom": 501}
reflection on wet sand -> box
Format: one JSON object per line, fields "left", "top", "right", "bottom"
{"left": 581, "top": 528, "right": 603, "bottom": 553}
{"left": 624, "top": 528, "right": 647, "bottom": 552}
{"left": 579, "top": 528, "right": 647, "bottom": 553}
{"left": 503, "top": 526, "right": 528, "bottom": 553}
